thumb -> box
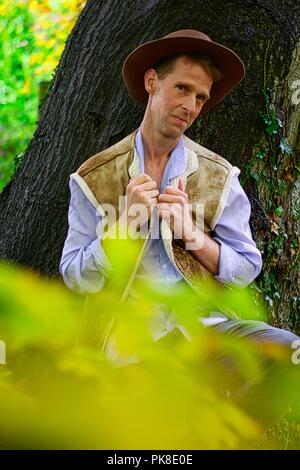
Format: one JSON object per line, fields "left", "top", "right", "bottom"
{"left": 178, "top": 178, "right": 184, "bottom": 192}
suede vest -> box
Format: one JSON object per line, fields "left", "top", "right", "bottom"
{"left": 73, "top": 130, "right": 239, "bottom": 292}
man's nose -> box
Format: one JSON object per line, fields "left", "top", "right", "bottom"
{"left": 182, "top": 95, "right": 197, "bottom": 115}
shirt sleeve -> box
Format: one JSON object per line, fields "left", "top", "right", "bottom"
{"left": 213, "top": 172, "right": 262, "bottom": 286}
{"left": 59, "top": 176, "right": 111, "bottom": 293}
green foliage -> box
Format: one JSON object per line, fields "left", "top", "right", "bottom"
{"left": 260, "top": 96, "right": 283, "bottom": 136}
{"left": 0, "top": 2, "right": 38, "bottom": 191}
{"left": 243, "top": 87, "right": 299, "bottom": 319}
{"left": 279, "top": 138, "right": 292, "bottom": 155}
{"left": 274, "top": 206, "right": 283, "bottom": 217}
{"left": 0, "top": 1, "right": 86, "bottom": 192}
{"left": 0, "top": 240, "right": 299, "bottom": 449}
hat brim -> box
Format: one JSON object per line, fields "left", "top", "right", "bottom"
{"left": 123, "top": 36, "right": 245, "bottom": 115}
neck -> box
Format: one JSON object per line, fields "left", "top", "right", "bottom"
{"left": 140, "top": 120, "right": 180, "bottom": 166}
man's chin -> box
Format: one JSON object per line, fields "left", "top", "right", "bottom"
{"left": 162, "top": 126, "right": 184, "bottom": 140}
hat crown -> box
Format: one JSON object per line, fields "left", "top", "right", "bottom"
{"left": 164, "top": 29, "right": 212, "bottom": 42}
{"left": 123, "top": 29, "right": 245, "bottom": 114}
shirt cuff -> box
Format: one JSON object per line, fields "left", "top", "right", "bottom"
{"left": 214, "top": 239, "right": 257, "bottom": 286}
{"left": 90, "top": 237, "right": 112, "bottom": 277}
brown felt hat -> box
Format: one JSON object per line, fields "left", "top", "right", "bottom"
{"left": 123, "top": 29, "right": 245, "bottom": 115}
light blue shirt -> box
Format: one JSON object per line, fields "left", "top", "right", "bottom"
{"left": 60, "top": 130, "right": 262, "bottom": 293}
{"left": 136, "top": 128, "right": 186, "bottom": 284}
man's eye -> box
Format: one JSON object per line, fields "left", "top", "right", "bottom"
{"left": 197, "top": 95, "right": 206, "bottom": 102}
{"left": 177, "top": 85, "right": 185, "bottom": 91}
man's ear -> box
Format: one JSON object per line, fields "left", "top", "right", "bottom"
{"left": 144, "top": 68, "right": 158, "bottom": 96}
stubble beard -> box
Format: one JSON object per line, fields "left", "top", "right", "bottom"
{"left": 159, "top": 115, "right": 186, "bottom": 140}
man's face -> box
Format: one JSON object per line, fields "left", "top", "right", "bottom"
{"left": 146, "top": 55, "right": 213, "bottom": 140}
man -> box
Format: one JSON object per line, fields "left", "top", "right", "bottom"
{"left": 60, "top": 30, "right": 298, "bottom": 348}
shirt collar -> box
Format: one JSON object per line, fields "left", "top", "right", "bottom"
{"left": 134, "top": 128, "right": 187, "bottom": 184}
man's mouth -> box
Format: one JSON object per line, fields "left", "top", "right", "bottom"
{"left": 172, "top": 115, "right": 188, "bottom": 125}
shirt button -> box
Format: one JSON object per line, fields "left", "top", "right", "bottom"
{"left": 162, "top": 264, "right": 167, "bottom": 269}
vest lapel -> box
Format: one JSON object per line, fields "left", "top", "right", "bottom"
{"left": 160, "top": 146, "right": 199, "bottom": 286}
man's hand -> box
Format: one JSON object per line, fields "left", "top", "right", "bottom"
{"left": 158, "top": 179, "right": 220, "bottom": 274}
{"left": 157, "top": 178, "right": 195, "bottom": 243}
{"left": 120, "top": 173, "right": 159, "bottom": 228}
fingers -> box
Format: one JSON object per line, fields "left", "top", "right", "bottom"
{"left": 135, "top": 173, "right": 153, "bottom": 184}
{"left": 157, "top": 202, "right": 183, "bottom": 212}
{"left": 178, "top": 178, "right": 184, "bottom": 192}
{"left": 158, "top": 193, "right": 186, "bottom": 205}
{"left": 127, "top": 175, "right": 187, "bottom": 218}
{"left": 149, "top": 197, "right": 159, "bottom": 208}
{"left": 163, "top": 184, "right": 187, "bottom": 197}
{"left": 138, "top": 181, "right": 158, "bottom": 192}
{"left": 130, "top": 184, "right": 159, "bottom": 201}
{"left": 128, "top": 175, "right": 157, "bottom": 195}
{"left": 129, "top": 177, "right": 185, "bottom": 192}
{"left": 157, "top": 202, "right": 183, "bottom": 219}
{"left": 147, "top": 189, "right": 159, "bottom": 199}
{"left": 129, "top": 173, "right": 153, "bottom": 187}
{"left": 141, "top": 194, "right": 159, "bottom": 208}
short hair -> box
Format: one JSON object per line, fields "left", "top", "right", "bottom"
{"left": 154, "top": 53, "right": 223, "bottom": 82}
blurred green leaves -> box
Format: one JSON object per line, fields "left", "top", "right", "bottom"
{"left": 0, "top": 240, "right": 299, "bottom": 449}
{"left": 0, "top": 2, "right": 38, "bottom": 191}
{"left": 0, "top": 1, "right": 86, "bottom": 192}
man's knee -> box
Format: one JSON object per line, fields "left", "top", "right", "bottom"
{"left": 212, "top": 319, "right": 299, "bottom": 354}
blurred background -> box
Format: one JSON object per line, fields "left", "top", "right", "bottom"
{"left": 0, "top": 0, "right": 86, "bottom": 192}
{"left": 0, "top": 0, "right": 299, "bottom": 450}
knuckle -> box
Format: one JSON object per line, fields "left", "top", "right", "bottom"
{"left": 142, "top": 173, "right": 151, "bottom": 182}
{"left": 142, "top": 194, "right": 150, "bottom": 205}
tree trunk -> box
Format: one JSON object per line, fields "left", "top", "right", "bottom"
{"left": 0, "top": 0, "right": 299, "bottom": 332}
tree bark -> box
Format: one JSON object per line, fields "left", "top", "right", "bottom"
{"left": 0, "top": 0, "right": 299, "bottom": 332}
